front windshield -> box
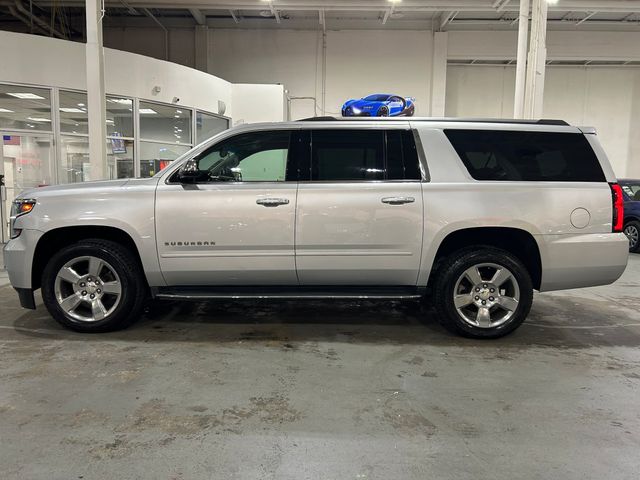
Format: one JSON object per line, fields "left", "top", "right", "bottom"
{"left": 364, "top": 94, "right": 390, "bottom": 102}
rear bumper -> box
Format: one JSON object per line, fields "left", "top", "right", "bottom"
{"left": 538, "top": 232, "right": 629, "bottom": 292}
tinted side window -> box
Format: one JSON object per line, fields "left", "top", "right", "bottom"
{"left": 311, "top": 130, "right": 384, "bottom": 181}
{"left": 386, "top": 130, "right": 422, "bottom": 180}
{"left": 444, "top": 130, "right": 605, "bottom": 182}
{"left": 192, "top": 130, "right": 291, "bottom": 182}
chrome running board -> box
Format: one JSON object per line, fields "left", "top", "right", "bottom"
{"left": 154, "top": 286, "right": 424, "bottom": 300}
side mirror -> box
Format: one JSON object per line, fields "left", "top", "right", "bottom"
{"left": 177, "top": 159, "right": 200, "bottom": 183}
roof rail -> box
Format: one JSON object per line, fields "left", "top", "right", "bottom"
{"left": 298, "top": 116, "right": 338, "bottom": 121}
{"left": 296, "top": 116, "right": 569, "bottom": 126}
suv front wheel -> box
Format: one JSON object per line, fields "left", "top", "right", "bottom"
{"left": 41, "top": 239, "right": 147, "bottom": 332}
{"left": 432, "top": 247, "right": 533, "bottom": 339}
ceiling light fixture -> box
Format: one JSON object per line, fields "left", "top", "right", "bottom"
{"left": 60, "top": 107, "right": 85, "bottom": 113}
{"left": 7, "top": 92, "right": 45, "bottom": 99}
{"left": 0, "top": 108, "right": 14, "bottom": 113}
{"left": 108, "top": 98, "right": 131, "bottom": 105}
{"left": 27, "top": 116, "right": 51, "bottom": 122}
{"left": 139, "top": 108, "right": 158, "bottom": 114}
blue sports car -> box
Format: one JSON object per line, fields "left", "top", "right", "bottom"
{"left": 341, "top": 94, "right": 415, "bottom": 117}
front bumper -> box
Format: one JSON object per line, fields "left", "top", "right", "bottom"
{"left": 342, "top": 107, "right": 375, "bottom": 117}
{"left": 4, "top": 229, "right": 44, "bottom": 310}
{"left": 3, "top": 228, "right": 43, "bottom": 289}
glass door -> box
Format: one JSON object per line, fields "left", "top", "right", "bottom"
{"left": 1, "top": 133, "right": 54, "bottom": 241}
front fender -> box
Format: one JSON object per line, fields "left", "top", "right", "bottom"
{"left": 14, "top": 178, "right": 164, "bottom": 287}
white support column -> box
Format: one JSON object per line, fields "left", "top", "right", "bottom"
{"left": 194, "top": 25, "right": 210, "bottom": 73}
{"left": 523, "top": 0, "right": 548, "bottom": 119}
{"left": 430, "top": 31, "right": 448, "bottom": 117}
{"left": 513, "top": 0, "right": 530, "bottom": 119}
{"left": 85, "top": 0, "right": 107, "bottom": 180}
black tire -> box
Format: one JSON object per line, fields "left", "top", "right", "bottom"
{"left": 377, "top": 106, "right": 389, "bottom": 117}
{"left": 41, "top": 239, "right": 147, "bottom": 332}
{"left": 432, "top": 246, "right": 533, "bottom": 339}
{"left": 624, "top": 220, "right": 640, "bottom": 253}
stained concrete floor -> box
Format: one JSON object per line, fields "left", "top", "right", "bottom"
{"left": 1, "top": 254, "right": 639, "bottom": 480}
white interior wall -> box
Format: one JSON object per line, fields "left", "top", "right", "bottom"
{"left": 104, "top": 27, "right": 196, "bottom": 68}
{"left": 446, "top": 65, "right": 640, "bottom": 177}
{"left": 232, "top": 84, "right": 285, "bottom": 126}
{"left": 209, "top": 29, "right": 433, "bottom": 120}
{"left": 445, "top": 66, "right": 516, "bottom": 118}
{"left": 323, "top": 30, "right": 432, "bottom": 118}
{"left": 209, "top": 29, "right": 320, "bottom": 120}
{"left": 447, "top": 31, "right": 640, "bottom": 62}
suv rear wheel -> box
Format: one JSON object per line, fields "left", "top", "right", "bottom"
{"left": 41, "top": 239, "right": 146, "bottom": 332}
{"left": 624, "top": 220, "right": 640, "bottom": 253}
{"left": 432, "top": 246, "right": 533, "bottom": 339}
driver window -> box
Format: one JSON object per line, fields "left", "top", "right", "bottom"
{"left": 193, "top": 130, "right": 290, "bottom": 182}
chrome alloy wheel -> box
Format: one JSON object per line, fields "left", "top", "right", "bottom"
{"left": 624, "top": 224, "right": 639, "bottom": 250}
{"left": 54, "top": 256, "right": 122, "bottom": 322}
{"left": 452, "top": 263, "right": 520, "bottom": 329}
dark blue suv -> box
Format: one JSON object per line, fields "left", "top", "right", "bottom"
{"left": 621, "top": 179, "right": 640, "bottom": 253}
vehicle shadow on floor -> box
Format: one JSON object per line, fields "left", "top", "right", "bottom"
{"left": 10, "top": 290, "right": 640, "bottom": 349}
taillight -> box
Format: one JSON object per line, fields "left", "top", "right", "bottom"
{"left": 609, "top": 183, "right": 624, "bottom": 233}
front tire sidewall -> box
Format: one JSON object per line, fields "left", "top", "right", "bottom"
{"left": 435, "top": 248, "right": 533, "bottom": 339}
{"left": 41, "top": 241, "right": 144, "bottom": 332}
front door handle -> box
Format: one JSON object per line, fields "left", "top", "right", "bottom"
{"left": 256, "top": 197, "right": 290, "bottom": 207}
{"left": 381, "top": 196, "right": 415, "bottom": 205}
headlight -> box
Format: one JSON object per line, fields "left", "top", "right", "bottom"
{"left": 351, "top": 107, "right": 361, "bottom": 114}
{"left": 9, "top": 198, "right": 36, "bottom": 239}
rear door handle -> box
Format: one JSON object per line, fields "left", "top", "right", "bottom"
{"left": 256, "top": 197, "right": 290, "bottom": 207}
{"left": 381, "top": 196, "right": 415, "bottom": 205}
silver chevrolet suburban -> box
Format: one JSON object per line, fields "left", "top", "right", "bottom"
{"left": 4, "top": 118, "right": 629, "bottom": 338}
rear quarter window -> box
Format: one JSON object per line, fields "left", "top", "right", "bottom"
{"left": 444, "top": 130, "right": 606, "bottom": 182}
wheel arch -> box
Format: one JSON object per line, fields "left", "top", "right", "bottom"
{"left": 31, "top": 226, "right": 146, "bottom": 290}
{"left": 428, "top": 227, "right": 543, "bottom": 290}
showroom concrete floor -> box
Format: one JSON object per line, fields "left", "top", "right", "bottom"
{"left": 1, "top": 252, "right": 639, "bottom": 480}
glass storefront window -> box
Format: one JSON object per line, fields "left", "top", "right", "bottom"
{"left": 59, "top": 90, "right": 88, "bottom": 135}
{"left": 59, "top": 136, "right": 137, "bottom": 183}
{"left": 196, "top": 111, "right": 229, "bottom": 144}
{"left": 0, "top": 85, "right": 52, "bottom": 131}
{"left": 107, "top": 138, "right": 134, "bottom": 179}
{"left": 140, "top": 141, "right": 190, "bottom": 177}
{"left": 59, "top": 135, "right": 89, "bottom": 183}
{"left": 2, "top": 134, "right": 55, "bottom": 237}
{"left": 106, "top": 96, "right": 133, "bottom": 137}
{"left": 139, "top": 101, "right": 192, "bottom": 145}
